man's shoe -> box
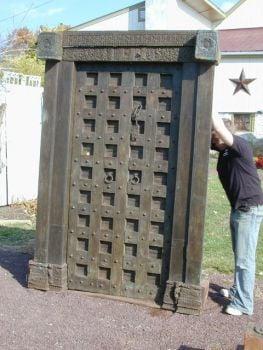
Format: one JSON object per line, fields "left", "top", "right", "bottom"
{"left": 219, "top": 288, "right": 230, "bottom": 298}
{"left": 225, "top": 305, "right": 243, "bottom": 316}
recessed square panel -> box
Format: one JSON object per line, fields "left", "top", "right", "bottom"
{"left": 77, "top": 238, "right": 89, "bottom": 251}
{"left": 129, "top": 170, "right": 142, "bottom": 184}
{"left": 107, "top": 120, "right": 119, "bottom": 133}
{"left": 135, "top": 73, "right": 147, "bottom": 86}
{"left": 159, "top": 98, "right": 171, "bottom": 111}
{"left": 105, "top": 145, "right": 118, "bottom": 158}
{"left": 85, "top": 95, "right": 97, "bottom": 109}
{"left": 100, "top": 241, "right": 112, "bottom": 254}
{"left": 130, "top": 146, "right": 143, "bottom": 159}
{"left": 160, "top": 74, "right": 173, "bottom": 89}
{"left": 157, "top": 122, "right": 170, "bottom": 136}
{"left": 110, "top": 73, "right": 122, "bottom": 86}
{"left": 150, "top": 222, "right": 164, "bottom": 235}
{"left": 133, "top": 96, "right": 146, "bottom": 110}
{"left": 126, "top": 219, "right": 139, "bottom": 232}
{"left": 154, "top": 172, "right": 167, "bottom": 185}
{"left": 109, "top": 96, "right": 120, "bottom": 109}
{"left": 152, "top": 197, "right": 166, "bottom": 210}
{"left": 78, "top": 215, "right": 90, "bottom": 227}
{"left": 80, "top": 166, "right": 92, "bottom": 179}
{"left": 103, "top": 192, "right": 115, "bottom": 206}
{"left": 99, "top": 267, "right": 111, "bottom": 280}
{"left": 123, "top": 270, "right": 135, "bottom": 283}
{"left": 125, "top": 243, "right": 137, "bottom": 257}
{"left": 86, "top": 73, "right": 98, "bottom": 85}
{"left": 83, "top": 119, "right": 95, "bottom": 132}
{"left": 82, "top": 143, "right": 94, "bottom": 156}
{"left": 155, "top": 148, "right": 169, "bottom": 161}
{"left": 127, "top": 194, "right": 140, "bottom": 208}
{"left": 137, "top": 121, "right": 145, "bottom": 134}
{"left": 101, "top": 217, "right": 113, "bottom": 230}
{"left": 149, "top": 246, "right": 162, "bottom": 259}
{"left": 76, "top": 264, "right": 88, "bottom": 276}
{"left": 104, "top": 169, "right": 116, "bottom": 183}
{"left": 147, "top": 273, "right": 160, "bottom": 286}
{"left": 79, "top": 190, "right": 91, "bottom": 204}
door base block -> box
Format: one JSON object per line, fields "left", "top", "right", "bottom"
{"left": 28, "top": 260, "right": 67, "bottom": 291}
{"left": 162, "top": 279, "right": 209, "bottom": 315}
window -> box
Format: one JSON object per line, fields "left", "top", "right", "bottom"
{"left": 138, "top": 7, "right": 145, "bottom": 22}
{"left": 233, "top": 113, "right": 255, "bottom": 132}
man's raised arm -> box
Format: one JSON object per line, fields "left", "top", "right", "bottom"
{"left": 212, "top": 115, "right": 234, "bottom": 147}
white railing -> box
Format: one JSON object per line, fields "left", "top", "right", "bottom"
{"left": 1, "top": 71, "right": 41, "bottom": 87}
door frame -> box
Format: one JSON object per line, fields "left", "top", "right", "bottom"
{"left": 28, "top": 30, "right": 219, "bottom": 314}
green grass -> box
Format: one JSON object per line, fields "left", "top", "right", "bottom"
{"left": 0, "top": 221, "right": 35, "bottom": 247}
{"left": 203, "top": 158, "right": 263, "bottom": 278}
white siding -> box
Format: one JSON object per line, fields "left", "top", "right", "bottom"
{"left": 145, "top": 0, "right": 212, "bottom": 30}
{"left": 254, "top": 113, "right": 263, "bottom": 137}
{"left": 0, "top": 79, "right": 43, "bottom": 205}
{"left": 216, "top": 0, "right": 263, "bottom": 29}
{"left": 76, "top": 7, "right": 144, "bottom": 31}
{"left": 213, "top": 57, "right": 263, "bottom": 117}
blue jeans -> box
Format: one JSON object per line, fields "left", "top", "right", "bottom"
{"left": 229, "top": 205, "right": 263, "bottom": 315}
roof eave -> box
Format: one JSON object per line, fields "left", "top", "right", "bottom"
{"left": 70, "top": 1, "right": 145, "bottom": 31}
{"left": 182, "top": 0, "right": 226, "bottom": 21}
{"left": 221, "top": 51, "right": 263, "bottom": 56}
{"left": 226, "top": 0, "right": 247, "bottom": 16}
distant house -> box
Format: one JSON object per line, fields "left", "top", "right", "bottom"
{"left": 71, "top": 0, "right": 263, "bottom": 136}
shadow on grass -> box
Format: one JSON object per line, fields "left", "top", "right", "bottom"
{"left": 0, "top": 224, "right": 35, "bottom": 287}
{"left": 0, "top": 248, "right": 32, "bottom": 287}
{"left": 0, "top": 225, "right": 35, "bottom": 246}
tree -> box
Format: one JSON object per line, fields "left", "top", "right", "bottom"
{"left": 0, "top": 24, "right": 71, "bottom": 85}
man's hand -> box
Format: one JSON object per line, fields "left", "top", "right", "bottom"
{"left": 212, "top": 115, "right": 234, "bottom": 147}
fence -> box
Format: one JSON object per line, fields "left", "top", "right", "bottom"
{"left": 0, "top": 71, "right": 43, "bottom": 206}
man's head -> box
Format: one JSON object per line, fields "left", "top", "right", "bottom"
{"left": 211, "top": 130, "right": 227, "bottom": 150}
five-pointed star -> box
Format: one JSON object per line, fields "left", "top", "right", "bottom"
{"left": 229, "top": 69, "right": 256, "bottom": 95}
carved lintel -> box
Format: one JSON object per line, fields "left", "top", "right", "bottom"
{"left": 63, "top": 47, "right": 194, "bottom": 63}
{"left": 37, "top": 32, "right": 63, "bottom": 61}
{"left": 63, "top": 31, "right": 196, "bottom": 48}
{"left": 195, "top": 31, "right": 221, "bottom": 64}
{"left": 28, "top": 260, "right": 67, "bottom": 291}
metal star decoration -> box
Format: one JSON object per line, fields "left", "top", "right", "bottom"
{"left": 230, "top": 69, "right": 256, "bottom": 95}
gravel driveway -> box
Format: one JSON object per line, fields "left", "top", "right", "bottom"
{"left": 0, "top": 247, "right": 263, "bottom": 350}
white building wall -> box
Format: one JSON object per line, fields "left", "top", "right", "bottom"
{"left": 213, "top": 56, "right": 263, "bottom": 136}
{"left": 145, "top": 0, "right": 212, "bottom": 30}
{"left": 213, "top": 56, "right": 263, "bottom": 115}
{"left": 216, "top": 0, "right": 263, "bottom": 29}
{"left": 76, "top": 7, "right": 144, "bottom": 31}
{"left": 0, "top": 73, "right": 43, "bottom": 205}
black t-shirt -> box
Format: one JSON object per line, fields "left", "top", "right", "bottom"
{"left": 215, "top": 135, "right": 263, "bottom": 209}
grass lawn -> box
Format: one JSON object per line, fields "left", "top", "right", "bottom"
{"left": 0, "top": 220, "right": 35, "bottom": 249}
{"left": 0, "top": 158, "right": 262, "bottom": 279}
{"left": 203, "top": 157, "right": 263, "bottom": 278}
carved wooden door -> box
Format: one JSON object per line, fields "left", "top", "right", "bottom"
{"left": 67, "top": 64, "right": 181, "bottom": 301}
{"left": 29, "top": 31, "right": 219, "bottom": 314}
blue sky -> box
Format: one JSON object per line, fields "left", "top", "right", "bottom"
{"left": 0, "top": 0, "right": 240, "bottom": 37}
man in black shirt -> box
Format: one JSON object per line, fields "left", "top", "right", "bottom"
{"left": 211, "top": 115, "right": 263, "bottom": 316}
